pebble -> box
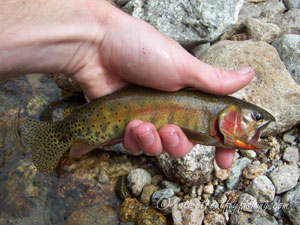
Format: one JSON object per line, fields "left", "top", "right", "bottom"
{"left": 217, "top": 194, "right": 228, "bottom": 206}
{"left": 230, "top": 211, "right": 278, "bottom": 225}
{"left": 214, "top": 185, "right": 225, "bottom": 196}
{"left": 226, "top": 157, "right": 252, "bottom": 190}
{"left": 283, "top": 146, "right": 299, "bottom": 163}
{"left": 240, "top": 150, "right": 257, "bottom": 159}
{"left": 160, "top": 196, "right": 182, "bottom": 215}
{"left": 238, "top": 193, "right": 259, "bottom": 213}
{"left": 196, "top": 185, "right": 203, "bottom": 197}
{"left": 161, "top": 180, "right": 181, "bottom": 194}
{"left": 204, "top": 213, "right": 226, "bottom": 225}
{"left": 135, "top": 208, "right": 167, "bottom": 225}
{"left": 267, "top": 196, "right": 285, "bottom": 220}
{"left": 214, "top": 160, "right": 231, "bottom": 181}
{"left": 245, "top": 175, "right": 275, "bottom": 203}
{"left": 152, "top": 189, "right": 174, "bottom": 209}
{"left": 151, "top": 174, "right": 163, "bottom": 186}
{"left": 172, "top": 198, "right": 204, "bottom": 225}
{"left": 203, "top": 184, "right": 214, "bottom": 195}
{"left": 282, "top": 183, "right": 300, "bottom": 225}
{"left": 242, "top": 163, "right": 267, "bottom": 180}
{"left": 269, "top": 164, "right": 299, "bottom": 194}
{"left": 127, "top": 169, "right": 152, "bottom": 196}
{"left": 246, "top": 18, "right": 281, "bottom": 43}
{"left": 118, "top": 198, "right": 142, "bottom": 222}
{"left": 283, "top": 132, "right": 297, "bottom": 145}
{"left": 139, "top": 184, "right": 159, "bottom": 205}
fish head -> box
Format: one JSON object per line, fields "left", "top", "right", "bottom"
{"left": 213, "top": 103, "right": 275, "bottom": 149}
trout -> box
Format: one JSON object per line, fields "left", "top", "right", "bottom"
{"left": 21, "top": 86, "right": 275, "bottom": 173}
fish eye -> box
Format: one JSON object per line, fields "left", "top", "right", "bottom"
{"left": 253, "top": 112, "right": 263, "bottom": 121}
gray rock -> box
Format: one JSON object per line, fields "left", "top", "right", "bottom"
{"left": 122, "top": 0, "right": 244, "bottom": 46}
{"left": 246, "top": 18, "right": 281, "bottom": 43}
{"left": 226, "top": 157, "right": 251, "bottom": 190}
{"left": 282, "top": 183, "right": 300, "bottom": 225}
{"left": 152, "top": 188, "right": 174, "bottom": 208}
{"left": 199, "top": 40, "right": 300, "bottom": 136}
{"left": 192, "top": 43, "right": 211, "bottom": 59}
{"left": 245, "top": 175, "right": 275, "bottom": 203}
{"left": 284, "top": 0, "right": 300, "bottom": 9}
{"left": 270, "top": 164, "right": 299, "bottom": 194}
{"left": 214, "top": 160, "right": 231, "bottom": 181}
{"left": 220, "top": 0, "right": 286, "bottom": 40}
{"left": 161, "top": 180, "right": 181, "bottom": 194}
{"left": 267, "top": 196, "right": 285, "bottom": 220}
{"left": 172, "top": 198, "right": 204, "bottom": 225}
{"left": 243, "top": 163, "right": 267, "bottom": 180}
{"left": 240, "top": 150, "right": 257, "bottom": 159}
{"left": 214, "top": 185, "right": 225, "bottom": 197}
{"left": 283, "top": 146, "right": 299, "bottom": 163}
{"left": 272, "top": 9, "right": 300, "bottom": 35}
{"left": 114, "top": 0, "right": 130, "bottom": 7}
{"left": 238, "top": 193, "right": 259, "bottom": 213}
{"left": 156, "top": 145, "right": 215, "bottom": 186}
{"left": 230, "top": 211, "right": 278, "bottom": 225}
{"left": 160, "top": 195, "right": 181, "bottom": 215}
{"left": 283, "top": 132, "right": 297, "bottom": 145}
{"left": 127, "top": 168, "right": 152, "bottom": 196}
{"left": 272, "top": 34, "right": 300, "bottom": 85}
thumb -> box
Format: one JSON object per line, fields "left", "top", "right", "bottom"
{"left": 182, "top": 56, "right": 254, "bottom": 95}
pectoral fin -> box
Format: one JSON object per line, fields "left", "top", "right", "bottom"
{"left": 69, "top": 141, "right": 98, "bottom": 158}
{"left": 180, "top": 127, "right": 217, "bottom": 145}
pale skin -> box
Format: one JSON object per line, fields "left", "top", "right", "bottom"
{"left": 0, "top": 0, "right": 254, "bottom": 169}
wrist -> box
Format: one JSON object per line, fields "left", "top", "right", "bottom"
{"left": 0, "top": 0, "right": 114, "bottom": 77}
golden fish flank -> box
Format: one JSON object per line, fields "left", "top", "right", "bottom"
{"left": 21, "top": 86, "right": 275, "bottom": 173}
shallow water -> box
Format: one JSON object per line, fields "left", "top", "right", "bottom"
{"left": 0, "top": 74, "right": 140, "bottom": 225}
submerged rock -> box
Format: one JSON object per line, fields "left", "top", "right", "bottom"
{"left": 200, "top": 40, "right": 300, "bottom": 135}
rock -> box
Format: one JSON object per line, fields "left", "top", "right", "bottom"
{"left": 139, "top": 184, "right": 159, "bottom": 205}
{"left": 114, "top": 0, "right": 130, "bottom": 7}
{"left": 214, "top": 160, "right": 231, "bottom": 181}
{"left": 272, "top": 9, "right": 300, "bottom": 35}
{"left": 246, "top": 18, "right": 281, "bottom": 43}
{"left": 156, "top": 145, "right": 215, "bottom": 186}
{"left": 204, "top": 212, "right": 226, "bottom": 225}
{"left": 269, "top": 164, "right": 299, "bottom": 194}
{"left": 192, "top": 43, "right": 211, "bottom": 59}
{"left": 135, "top": 208, "right": 167, "bottom": 225}
{"left": 214, "top": 185, "right": 225, "bottom": 197}
{"left": 283, "top": 132, "right": 297, "bottom": 145}
{"left": 245, "top": 175, "right": 275, "bottom": 203}
{"left": 127, "top": 168, "right": 152, "bottom": 196}
{"left": 152, "top": 189, "right": 174, "bottom": 208}
{"left": 282, "top": 183, "right": 300, "bottom": 225}
{"left": 151, "top": 174, "right": 163, "bottom": 186}
{"left": 172, "top": 198, "right": 204, "bottom": 225}
{"left": 284, "top": 0, "right": 300, "bottom": 9}
{"left": 283, "top": 146, "right": 299, "bottom": 163}
{"left": 242, "top": 163, "right": 267, "bottom": 180}
{"left": 66, "top": 205, "right": 118, "bottom": 225}
{"left": 230, "top": 211, "right": 278, "bottom": 225}
{"left": 238, "top": 193, "right": 259, "bottom": 213}
{"left": 122, "top": 0, "right": 244, "bottom": 46}
{"left": 203, "top": 183, "right": 214, "bottom": 195}
{"left": 267, "top": 196, "right": 285, "bottom": 220}
{"left": 161, "top": 180, "right": 181, "bottom": 194}
{"left": 160, "top": 196, "right": 182, "bottom": 215}
{"left": 116, "top": 175, "right": 131, "bottom": 199}
{"left": 118, "top": 198, "right": 142, "bottom": 222}
{"left": 53, "top": 73, "right": 82, "bottom": 93}
{"left": 220, "top": 0, "right": 285, "bottom": 40}
{"left": 272, "top": 34, "right": 300, "bottom": 85}
{"left": 240, "top": 150, "right": 257, "bottom": 159}
{"left": 199, "top": 40, "right": 300, "bottom": 135}
{"left": 226, "top": 157, "right": 252, "bottom": 190}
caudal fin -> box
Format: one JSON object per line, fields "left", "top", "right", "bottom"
{"left": 21, "top": 119, "right": 71, "bottom": 173}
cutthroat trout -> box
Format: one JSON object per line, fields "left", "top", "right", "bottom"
{"left": 21, "top": 86, "right": 275, "bottom": 173}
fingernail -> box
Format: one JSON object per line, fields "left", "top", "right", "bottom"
{"left": 162, "top": 132, "right": 179, "bottom": 147}
{"left": 137, "top": 130, "right": 154, "bottom": 146}
{"left": 236, "top": 67, "right": 253, "bottom": 75}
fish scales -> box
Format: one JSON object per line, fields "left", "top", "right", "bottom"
{"left": 21, "top": 86, "right": 275, "bottom": 173}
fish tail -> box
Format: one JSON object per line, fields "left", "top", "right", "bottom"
{"left": 21, "top": 119, "right": 72, "bottom": 173}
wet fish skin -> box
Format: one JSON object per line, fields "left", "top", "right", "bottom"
{"left": 21, "top": 86, "right": 274, "bottom": 173}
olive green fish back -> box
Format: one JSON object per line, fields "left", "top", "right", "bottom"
{"left": 21, "top": 119, "right": 72, "bottom": 173}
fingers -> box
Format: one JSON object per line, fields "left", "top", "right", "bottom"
{"left": 123, "top": 121, "right": 194, "bottom": 157}
{"left": 215, "top": 147, "right": 236, "bottom": 169}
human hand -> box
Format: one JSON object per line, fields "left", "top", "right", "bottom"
{"left": 0, "top": 0, "right": 253, "bottom": 168}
